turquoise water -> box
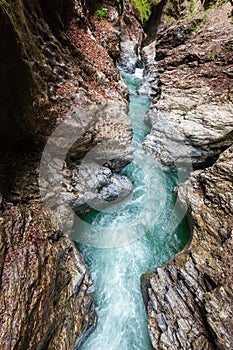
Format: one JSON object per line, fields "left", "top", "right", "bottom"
{"left": 75, "top": 72, "right": 190, "bottom": 349}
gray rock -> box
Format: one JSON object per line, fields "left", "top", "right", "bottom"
{"left": 143, "top": 96, "right": 233, "bottom": 168}
{"left": 139, "top": 41, "right": 161, "bottom": 98}
{"left": 142, "top": 4, "right": 233, "bottom": 169}
{"left": 0, "top": 1, "right": 137, "bottom": 349}
{"left": 98, "top": 173, "right": 133, "bottom": 202}
{"left": 142, "top": 145, "right": 233, "bottom": 350}
{"left": 117, "top": 1, "right": 145, "bottom": 73}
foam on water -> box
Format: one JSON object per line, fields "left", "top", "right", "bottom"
{"left": 134, "top": 68, "right": 144, "bottom": 80}
{"left": 76, "top": 71, "right": 189, "bottom": 349}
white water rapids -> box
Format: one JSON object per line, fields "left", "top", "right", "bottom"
{"left": 76, "top": 71, "right": 189, "bottom": 349}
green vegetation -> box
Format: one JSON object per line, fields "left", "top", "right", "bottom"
{"left": 95, "top": 7, "right": 109, "bottom": 20}
{"left": 225, "top": 39, "right": 233, "bottom": 51}
{"left": 0, "top": 0, "right": 18, "bottom": 35}
{"left": 209, "top": 54, "right": 216, "bottom": 60}
{"left": 132, "top": 0, "right": 162, "bottom": 22}
{"left": 186, "top": 17, "right": 205, "bottom": 33}
{"left": 132, "top": 0, "right": 151, "bottom": 21}
{"left": 186, "top": 0, "right": 200, "bottom": 17}
{"left": 187, "top": 23, "right": 198, "bottom": 33}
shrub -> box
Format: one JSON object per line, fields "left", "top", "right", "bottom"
{"left": 132, "top": 0, "right": 162, "bottom": 22}
{"left": 95, "top": 7, "right": 109, "bottom": 20}
{"left": 132, "top": 0, "right": 151, "bottom": 21}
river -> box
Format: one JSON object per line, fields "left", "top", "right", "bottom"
{"left": 75, "top": 70, "right": 189, "bottom": 349}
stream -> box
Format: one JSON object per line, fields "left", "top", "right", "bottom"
{"left": 75, "top": 70, "right": 190, "bottom": 349}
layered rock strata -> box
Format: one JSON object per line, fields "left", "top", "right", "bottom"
{"left": 141, "top": 3, "right": 233, "bottom": 349}
{"left": 142, "top": 145, "right": 233, "bottom": 350}
{"left": 0, "top": 0, "right": 143, "bottom": 349}
{"left": 143, "top": 3, "right": 233, "bottom": 169}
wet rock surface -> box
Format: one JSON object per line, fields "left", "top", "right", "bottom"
{"left": 142, "top": 145, "right": 233, "bottom": 350}
{"left": 117, "top": 0, "right": 145, "bottom": 72}
{"left": 143, "top": 3, "right": 233, "bottom": 168}
{"left": 0, "top": 202, "right": 96, "bottom": 350}
{"left": 0, "top": 0, "right": 140, "bottom": 349}
{"left": 39, "top": 100, "right": 134, "bottom": 224}
{"left": 1, "top": 1, "right": 232, "bottom": 349}
{"left": 141, "top": 2, "right": 233, "bottom": 349}
{"left": 53, "top": 162, "right": 133, "bottom": 217}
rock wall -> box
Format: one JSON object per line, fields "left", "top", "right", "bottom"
{"left": 141, "top": 2, "right": 233, "bottom": 349}
{"left": 142, "top": 145, "right": 233, "bottom": 350}
{"left": 0, "top": 203, "right": 96, "bottom": 350}
{"left": 0, "top": 0, "right": 143, "bottom": 349}
{"left": 143, "top": 2, "right": 233, "bottom": 169}
{"left": 1, "top": 0, "right": 232, "bottom": 349}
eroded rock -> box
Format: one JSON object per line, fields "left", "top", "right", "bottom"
{"left": 142, "top": 145, "right": 233, "bottom": 350}
{"left": 117, "top": 0, "right": 145, "bottom": 72}
{"left": 141, "top": 3, "right": 233, "bottom": 349}
{"left": 0, "top": 0, "right": 140, "bottom": 349}
{"left": 0, "top": 202, "right": 96, "bottom": 350}
{"left": 142, "top": 3, "right": 233, "bottom": 169}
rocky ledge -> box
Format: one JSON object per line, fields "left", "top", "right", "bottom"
{"left": 141, "top": 2, "right": 233, "bottom": 349}
{"left": 142, "top": 145, "right": 233, "bottom": 350}
{"left": 143, "top": 3, "right": 233, "bottom": 169}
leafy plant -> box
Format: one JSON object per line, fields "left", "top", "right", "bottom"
{"left": 132, "top": 0, "right": 151, "bottom": 21}
{"left": 187, "top": 0, "right": 200, "bottom": 17}
{"left": 132, "top": 0, "right": 162, "bottom": 22}
{"left": 209, "top": 54, "right": 216, "bottom": 60}
{"left": 95, "top": 7, "right": 109, "bottom": 20}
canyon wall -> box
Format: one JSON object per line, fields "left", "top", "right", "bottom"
{"left": 0, "top": 0, "right": 232, "bottom": 349}
{"left": 0, "top": 1, "right": 143, "bottom": 349}
{"left": 141, "top": 2, "right": 233, "bottom": 349}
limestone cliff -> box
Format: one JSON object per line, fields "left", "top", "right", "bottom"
{"left": 143, "top": 2, "right": 233, "bottom": 169}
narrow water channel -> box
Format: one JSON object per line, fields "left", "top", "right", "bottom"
{"left": 76, "top": 71, "right": 190, "bottom": 349}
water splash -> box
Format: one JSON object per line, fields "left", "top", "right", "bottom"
{"left": 76, "top": 71, "right": 189, "bottom": 349}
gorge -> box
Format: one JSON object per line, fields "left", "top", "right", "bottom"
{"left": 0, "top": 1, "right": 232, "bottom": 350}
{"left": 75, "top": 70, "right": 189, "bottom": 349}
